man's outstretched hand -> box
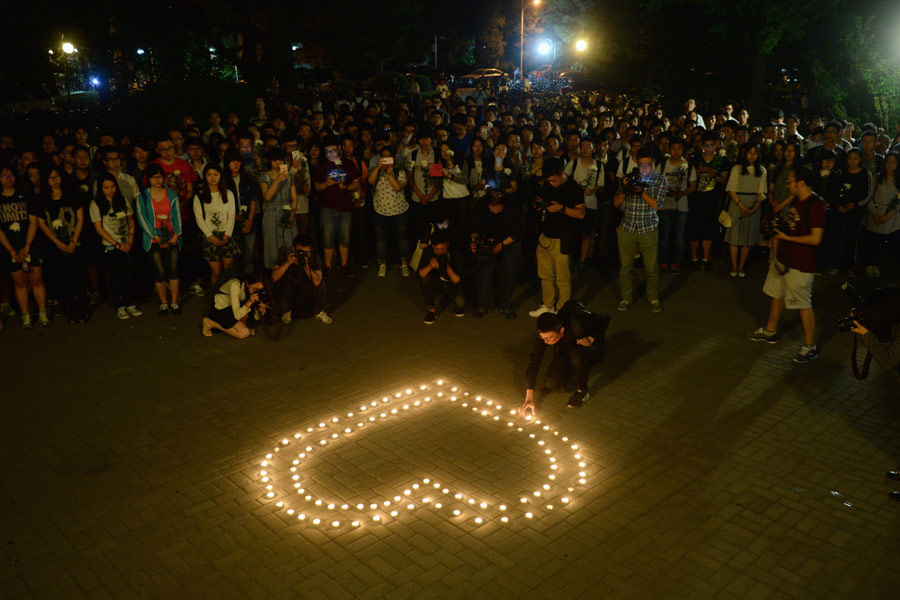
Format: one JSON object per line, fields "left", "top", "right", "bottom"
{"left": 518, "top": 389, "right": 536, "bottom": 418}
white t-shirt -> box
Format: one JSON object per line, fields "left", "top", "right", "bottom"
{"left": 193, "top": 190, "right": 236, "bottom": 238}
{"left": 89, "top": 200, "right": 133, "bottom": 246}
{"left": 567, "top": 158, "right": 603, "bottom": 210}
{"left": 656, "top": 158, "right": 696, "bottom": 212}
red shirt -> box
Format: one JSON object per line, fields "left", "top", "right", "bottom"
{"left": 148, "top": 158, "right": 197, "bottom": 221}
{"left": 777, "top": 193, "right": 826, "bottom": 273}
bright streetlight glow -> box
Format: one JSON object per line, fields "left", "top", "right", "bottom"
{"left": 136, "top": 48, "right": 145, "bottom": 55}
{"left": 90, "top": 77, "right": 100, "bottom": 86}
{"left": 538, "top": 41, "right": 552, "bottom": 56}
{"left": 575, "top": 39, "right": 588, "bottom": 52}
{"left": 62, "top": 42, "right": 75, "bottom": 54}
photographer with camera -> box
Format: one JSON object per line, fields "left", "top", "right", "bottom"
{"left": 470, "top": 190, "right": 523, "bottom": 319}
{"left": 201, "top": 273, "right": 267, "bottom": 339}
{"left": 271, "top": 234, "right": 332, "bottom": 325}
{"left": 527, "top": 157, "right": 585, "bottom": 318}
{"left": 519, "top": 300, "right": 611, "bottom": 414}
{"left": 613, "top": 147, "right": 668, "bottom": 312}
{"left": 747, "top": 167, "right": 826, "bottom": 364}
{"left": 418, "top": 229, "right": 464, "bottom": 324}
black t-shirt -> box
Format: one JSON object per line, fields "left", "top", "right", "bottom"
{"left": 536, "top": 176, "right": 583, "bottom": 241}
{"left": 471, "top": 198, "right": 523, "bottom": 244}
{"left": 274, "top": 246, "right": 323, "bottom": 284}
{"left": 41, "top": 193, "right": 83, "bottom": 244}
{"left": 419, "top": 245, "right": 461, "bottom": 282}
{"left": 0, "top": 192, "right": 36, "bottom": 247}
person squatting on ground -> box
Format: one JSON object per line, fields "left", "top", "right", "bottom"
{"left": 519, "top": 300, "right": 611, "bottom": 415}
{"left": 417, "top": 229, "right": 464, "bottom": 324}
{"left": 271, "top": 233, "right": 332, "bottom": 325}
{"left": 201, "top": 273, "right": 267, "bottom": 338}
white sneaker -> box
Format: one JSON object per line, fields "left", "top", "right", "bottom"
{"left": 315, "top": 311, "right": 333, "bottom": 324}
{"left": 378, "top": 263, "right": 387, "bottom": 277}
{"left": 190, "top": 282, "right": 207, "bottom": 296}
{"left": 400, "top": 264, "right": 410, "bottom": 278}
{"left": 116, "top": 307, "right": 130, "bottom": 320}
{"left": 126, "top": 305, "right": 143, "bottom": 317}
{"left": 528, "top": 305, "right": 555, "bottom": 318}
{"left": 281, "top": 312, "right": 292, "bottom": 324}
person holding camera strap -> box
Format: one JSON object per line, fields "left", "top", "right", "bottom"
{"left": 747, "top": 166, "right": 825, "bottom": 364}
{"left": 613, "top": 147, "right": 668, "bottom": 313}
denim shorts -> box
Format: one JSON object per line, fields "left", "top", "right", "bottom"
{"left": 320, "top": 207, "right": 352, "bottom": 249}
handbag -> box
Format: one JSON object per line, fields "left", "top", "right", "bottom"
{"left": 718, "top": 209, "right": 733, "bottom": 228}
{"left": 409, "top": 241, "right": 426, "bottom": 271}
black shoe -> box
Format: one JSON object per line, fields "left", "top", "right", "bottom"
{"left": 567, "top": 388, "right": 589, "bottom": 408}
{"left": 474, "top": 308, "right": 490, "bottom": 319}
{"left": 158, "top": 304, "right": 170, "bottom": 316}
{"left": 887, "top": 471, "right": 900, "bottom": 482}
{"left": 424, "top": 310, "right": 436, "bottom": 325}
{"left": 171, "top": 302, "right": 183, "bottom": 315}
{"left": 890, "top": 491, "right": 900, "bottom": 502}
{"left": 341, "top": 265, "right": 355, "bottom": 277}
{"left": 500, "top": 308, "right": 517, "bottom": 319}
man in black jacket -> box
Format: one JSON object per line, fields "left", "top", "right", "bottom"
{"left": 519, "top": 300, "right": 611, "bottom": 414}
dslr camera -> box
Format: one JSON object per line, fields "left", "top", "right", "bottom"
{"left": 622, "top": 169, "right": 644, "bottom": 195}
{"left": 473, "top": 234, "right": 495, "bottom": 260}
{"left": 836, "top": 281, "right": 863, "bottom": 333}
{"left": 291, "top": 249, "right": 308, "bottom": 267}
{"left": 761, "top": 216, "right": 787, "bottom": 241}
{"left": 252, "top": 287, "right": 271, "bottom": 308}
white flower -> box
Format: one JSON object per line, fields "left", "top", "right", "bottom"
{"left": 333, "top": 158, "right": 342, "bottom": 166}
{"left": 52, "top": 219, "right": 62, "bottom": 229}
{"left": 447, "top": 149, "right": 455, "bottom": 157}
{"left": 503, "top": 168, "right": 511, "bottom": 176}
{"left": 9, "top": 222, "right": 21, "bottom": 232}
{"left": 418, "top": 157, "right": 428, "bottom": 167}
{"left": 717, "top": 149, "right": 727, "bottom": 157}
{"left": 115, "top": 211, "right": 125, "bottom": 218}
{"left": 173, "top": 170, "right": 180, "bottom": 176}
{"left": 282, "top": 204, "right": 292, "bottom": 210}
{"left": 158, "top": 214, "right": 168, "bottom": 220}
{"left": 843, "top": 183, "right": 851, "bottom": 190}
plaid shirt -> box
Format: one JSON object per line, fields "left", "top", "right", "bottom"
{"left": 618, "top": 171, "right": 668, "bottom": 235}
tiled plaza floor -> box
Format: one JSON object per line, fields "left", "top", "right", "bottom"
{"left": 1, "top": 255, "right": 898, "bottom": 599}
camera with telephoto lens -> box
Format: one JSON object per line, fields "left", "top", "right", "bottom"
{"left": 761, "top": 216, "right": 786, "bottom": 241}
{"left": 534, "top": 198, "right": 549, "bottom": 211}
{"left": 622, "top": 168, "right": 644, "bottom": 195}
{"left": 473, "top": 234, "right": 495, "bottom": 260}
{"left": 252, "top": 287, "right": 271, "bottom": 308}
{"left": 837, "top": 281, "right": 863, "bottom": 333}
{"left": 291, "top": 249, "right": 308, "bottom": 267}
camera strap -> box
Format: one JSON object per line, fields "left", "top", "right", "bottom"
{"left": 850, "top": 334, "right": 872, "bottom": 380}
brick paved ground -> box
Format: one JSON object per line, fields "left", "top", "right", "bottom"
{"left": 1, "top": 254, "right": 898, "bottom": 599}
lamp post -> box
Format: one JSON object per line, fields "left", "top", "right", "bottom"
{"left": 521, "top": 0, "right": 541, "bottom": 83}
{"left": 62, "top": 42, "right": 77, "bottom": 104}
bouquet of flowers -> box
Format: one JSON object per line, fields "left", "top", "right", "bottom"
{"left": 279, "top": 204, "right": 293, "bottom": 228}
{"left": 51, "top": 218, "right": 70, "bottom": 245}
{"left": 210, "top": 213, "right": 225, "bottom": 239}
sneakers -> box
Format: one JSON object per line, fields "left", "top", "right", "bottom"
{"left": 315, "top": 311, "right": 333, "bottom": 324}
{"left": 669, "top": 265, "right": 680, "bottom": 275}
{"left": 190, "top": 282, "right": 207, "bottom": 296}
{"left": 700, "top": 259, "right": 710, "bottom": 271}
{"left": 617, "top": 300, "right": 630, "bottom": 311}
{"left": 116, "top": 307, "right": 130, "bottom": 320}
{"left": 0, "top": 303, "right": 13, "bottom": 317}
{"left": 528, "top": 305, "right": 555, "bottom": 318}
{"left": 341, "top": 265, "right": 355, "bottom": 277}
{"left": 281, "top": 312, "right": 293, "bottom": 325}
{"left": 90, "top": 291, "right": 102, "bottom": 305}
{"left": 21, "top": 313, "right": 33, "bottom": 330}
{"left": 158, "top": 303, "right": 170, "bottom": 316}
{"left": 659, "top": 263, "right": 669, "bottom": 273}
{"left": 400, "top": 263, "right": 410, "bottom": 278}
{"left": 500, "top": 308, "right": 517, "bottom": 319}
{"left": 424, "top": 310, "right": 436, "bottom": 325}
{"left": 37, "top": 311, "right": 51, "bottom": 327}
{"left": 474, "top": 308, "right": 490, "bottom": 318}
{"left": 454, "top": 307, "right": 465, "bottom": 318}
{"left": 650, "top": 300, "right": 663, "bottom": 313}
{"left": 377, "top": 263, "right": 387, "bottom": 277}
{"left": 567, "top": 388, "right": 589, "bottom": 408}
{"left": 126, "top": 305, "right": 143, "bottom": 317}
{"left": 746, "top": 327, "right": 778, "bottom": 343}
{"left": 793, "top": 344, "right": 818, "bottom": 364}
{"left": 171, "top": 302, "right": 182, "bottom": 315}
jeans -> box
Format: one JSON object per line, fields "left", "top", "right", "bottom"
{"left": 275, "top": 277, "right": 326, "bottom": 318}
{"left": 617, "top": 228, "right": 659, "bottom": 303}
{"left": 147, "top": 244, "right": 180, "bottom": 282}
{"left": 476, "top": 241, "right": 521, "bottom": 310}
{"left": 46, "top": 246, "right": 88, "bottom": 316}
{"left": 351, "top": 205, "right": 371, "bottom": 263}
{"left": 543, "top": 343, "right": 604, "bottom": 391}
{"left": 374, "top": 211, "right": 411, "bottom": 263}
{"left": 104, "top": 248, "right": 135, "bottom": 308}
{"left": 419, "top": 273, "right": 464, "bottom": 310}
{"left": 658, "top": 210, "right": 688, "bottom": 266}
{"left": 320, "top": 207, "right": 352, "bottom": 249}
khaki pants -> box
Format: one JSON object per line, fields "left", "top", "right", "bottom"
{"left": 536, "top": 234, "right": 571, "bottom": 310}
{"left": 617, "top": 228, "right": 659, "bottom": 303}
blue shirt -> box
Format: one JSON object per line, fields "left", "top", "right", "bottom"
{"left": 618, "top": 171, "right": 667, "bottom": 235}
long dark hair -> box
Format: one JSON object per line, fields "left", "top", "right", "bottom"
{"left": 39, "top": 166, "right": 70, "bottom": 203}
{"left": 737, "top": 142, "right": 763, "bottom": 177}
{"left": 772, "top": 141, "right": 803, "bottom": 181}
{"left": 198, "top": 163, "right": 227, "bottom": 205}
{"left": 876, "top": 152, "right": 900, "bottom": 189}
{"left": 222, "top": 149, "right": 247, "bottom": 198}
{"left": 94, "top": 173, "right": 127, "bottom": 214}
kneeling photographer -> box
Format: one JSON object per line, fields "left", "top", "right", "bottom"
{"left": 201, "top": 273, "right": 267, "bottom": 339}
{"left": 271, "top": 234, "right": 332, "bottom": 325}
{"left": 843, "top": 284, "right": 900, "bottom": 374}
{"left": 519, "top": 300, "right": 611, "bottom": 415}
{"left": 470, "top": 190, "right": 523, "bottom": 319}
{"left": 418, "top": 229, "right": 465, "bottom": 324}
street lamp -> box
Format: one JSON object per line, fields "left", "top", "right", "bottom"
{"left": 62, "top": 42, "right": 75, "bottom": 55}
{"left": 521, "top": 0, "right": 541, "bottom": 82}
{"left": 575, "top": 39, "right": 587, "bottom": 52}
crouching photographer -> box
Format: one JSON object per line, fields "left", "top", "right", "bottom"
{"left": 418, "top": 229, "right": 465, "bottom": 324}
{"left": 519, "top": 300, "right": 611, "bottom": 415}
{"left": 201, "top": 273, "right": 267, "bottom": 339}
{"left": 470, "top": 190, "right": 523, "bottom": 319}
{"left": 840, "top": 284, "right": 900, "bottom": 376}
{"left": 271, "top": 234, "right": 332, "bottom": 325}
